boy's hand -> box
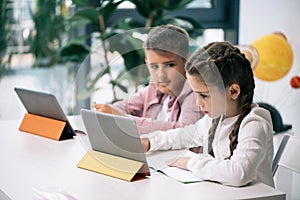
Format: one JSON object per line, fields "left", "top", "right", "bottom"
{"left": 141, "top": 137, "right": 150, "bottom": 152}
{"left": 92, "top": 103, "right": 124, "bottom": 116}
{"left": 166, "top": 157, "right": 190, "bottom": 170}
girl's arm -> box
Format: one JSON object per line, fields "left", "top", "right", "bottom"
{"left": 146, "top": 116, "right": 210, "bottom": 151}
{"left": 131, "top": 91, "right": 203, "bottom": 134}
{"left": 186, "top": 111, "right": 273, "bottom": 187}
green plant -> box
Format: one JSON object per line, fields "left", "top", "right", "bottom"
{"left": 112, "top": 0, "right": 204, "bottom": 87}
{"left": 60, "top": 0, "right": 127, "bottom": 102}
{"left": 124, "top": 0, "right": 203, "bottom": 35}
{"left": 29, "top": 0, "right": 68, "bottom": 67}
{"left": 59, "top": 0, "right": 203, "bottom": 103}
{"left": 0, "top": 0, "right": 13, "bottom": 73}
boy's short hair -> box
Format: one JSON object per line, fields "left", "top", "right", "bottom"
{"left": 143, "top": 24, "right": 189, "bottom": 59}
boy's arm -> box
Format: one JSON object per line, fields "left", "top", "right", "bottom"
{"left": 113, "top": 87, "right": 147, "bottom": 117}
{"left": 131, "top": 91, "right": 203, "bottom": 134}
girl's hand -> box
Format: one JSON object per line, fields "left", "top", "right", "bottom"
{"left": 92, "top": 103, "right": 124, "bottom": 116}
{"left": 166, "top": 157, "right": 191, "bottom": 170}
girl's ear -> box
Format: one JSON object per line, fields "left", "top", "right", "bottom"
{"left": 228, "top": 83, "right": 240, "bottom": 100}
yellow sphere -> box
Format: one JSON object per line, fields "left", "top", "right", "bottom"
{"left": 252, "top": 33, "right": 293, "bottom": 81}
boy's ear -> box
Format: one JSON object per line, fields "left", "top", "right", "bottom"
{"left": 228, "top": 83, "right": 240, "bottom": 100}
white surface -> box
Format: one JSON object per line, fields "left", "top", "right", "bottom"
{"left": 239, "top": 2, "right": 300, "bottom": 198}
{"left": 0, "top": 117, "right": 285, "bottom": 200}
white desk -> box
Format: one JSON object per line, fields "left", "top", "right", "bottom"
{"left": 0, "top": 116, "right": 286, "bottom": 200}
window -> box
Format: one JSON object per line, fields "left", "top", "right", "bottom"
{"left": 86, "top": 0, "right": 240, "bottom": 107}
{"left": 108, "top": 0, "right": 239, "bottom": 43}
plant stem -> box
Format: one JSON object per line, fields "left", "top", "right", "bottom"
{"left": 146, "top": 14, "right": 154, "bottom": 27}
{"left": 135, "top": 14, "right": 153, "bottom": 89}
{"left": 98, "top": 14, "right": 117, "bottom": 102}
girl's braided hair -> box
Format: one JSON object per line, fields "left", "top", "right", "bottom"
{"left": 185, "top": 41, "right": 255, "bottom": 159}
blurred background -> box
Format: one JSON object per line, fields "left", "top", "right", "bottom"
{"left": 0, "top": 0, "right": 299, "bottom": 198}
{"left": 0, "top": 0, "right": 236, "bottom": 119}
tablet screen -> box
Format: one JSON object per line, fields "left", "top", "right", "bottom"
{"left": 14, "top": 87, "right": 68, "bottom": 122}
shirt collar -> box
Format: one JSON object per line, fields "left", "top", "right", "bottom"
{"left": 156, "top": 90, "right": 177, "bottom": 110}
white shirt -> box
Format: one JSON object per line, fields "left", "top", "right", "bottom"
{"left": 148, "top": 106, "right": 274, "bottom": 187}
{"left": 156, "top": 95, "right": 171, "bottom": 121}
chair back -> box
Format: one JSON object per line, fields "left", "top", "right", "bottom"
{"left": 273, "top": 135, "right": 300, "bottom": 176}
{"left": 272, "top": 135, "right": 300, "bottom": 200}
{"left": 272, "top": 134, "right": 290, "bottom": 176}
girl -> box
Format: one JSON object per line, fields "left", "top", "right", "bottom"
{"left": 93, "top": 24, "right": 203, "bottom": 134}
{"left": 142, "top": 41, "right": 274, "bottom": 187}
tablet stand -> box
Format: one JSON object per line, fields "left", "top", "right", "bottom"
{"left": 19, "top": 113, "right": 73, "bottom": 141}
{"left": 77, "top": 150, "right": 149, "bottom": 182}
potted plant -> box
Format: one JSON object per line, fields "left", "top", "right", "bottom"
{"left": 28, "top": 0, "right": 68, "bottom": 67}
{"left": 59, "top": 0, "right": 203, "bottom": 103}
{"left": 0, "top": 0, "right": 77, "bottom": 118}
{"left": 0, "top": 0, "right": 13, "bottom": 75}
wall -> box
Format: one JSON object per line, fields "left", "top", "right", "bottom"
{"left": 239, "top": 0, "right": 300, "bottom": 137}
{"left": 239, "top": 0, "right": 300, "bottom": 199}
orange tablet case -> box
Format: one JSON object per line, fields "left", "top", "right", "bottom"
{"left": 19, "top": 113, "right": 73, "bottom": 140}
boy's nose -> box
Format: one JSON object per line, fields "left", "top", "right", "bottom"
{"left": 157, "top": 67, "right": 167, "bottom": 79}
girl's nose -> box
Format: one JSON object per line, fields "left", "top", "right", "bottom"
{"left": 197, "top": 96, "right": 204, "bottom": 109}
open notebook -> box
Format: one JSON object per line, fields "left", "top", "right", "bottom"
{"left": 146, "top": 149, "right": 203, "bottom": 184}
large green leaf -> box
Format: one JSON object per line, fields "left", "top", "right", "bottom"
{"left": 77, "top": 87, "right": 101, "bottom": 100}
{"left": 114, "top": 18, "right": 145, "bottom": 30}
{"left": 128, "top": 0, "right": 151, "bottom": 18}
{"left": 110, "top": 80, "right": 128, "bottom": 93}
{"left": 87, "top": 66, "right": 110, "bottom": 90}
{"left": 114, "top": 69, "right": 129, "bottom": 82}
{"left": 77, "top": 65, "right": 110, "bottom": 100}
{"left": 73, "top": 7, "right": 99, "bottom": 24}
{"left": 126, "top": 35, "right": 145, "bottom": 60}
{"left": 68, "top": 17, "right": 91, "bottom": 28}
{"left": 59, "top": 43, "right": 90, "bottom": 63}
{"left": 100, "top": 0, "right": 124, "bottom": 22}
{"left": 175, "top": 16, "right": 204, "bottom": 37}
{"left": 72, "top": 0, "right": 89, "bottom": 7}
{"left": 108, "top": 32, "right": 145, "bottom": 70}
{"left": 150, "top": 0, "right": 169, "bottom": 8}
{"left": 122, "top": 50, "right": 144, "bottom": 71}
{"left": 161, "top": 16, "right": 203, "bottom": 38}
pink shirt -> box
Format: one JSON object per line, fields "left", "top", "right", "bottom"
{"left": 113, "top": 81, "right": 204, "bottom": 134}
